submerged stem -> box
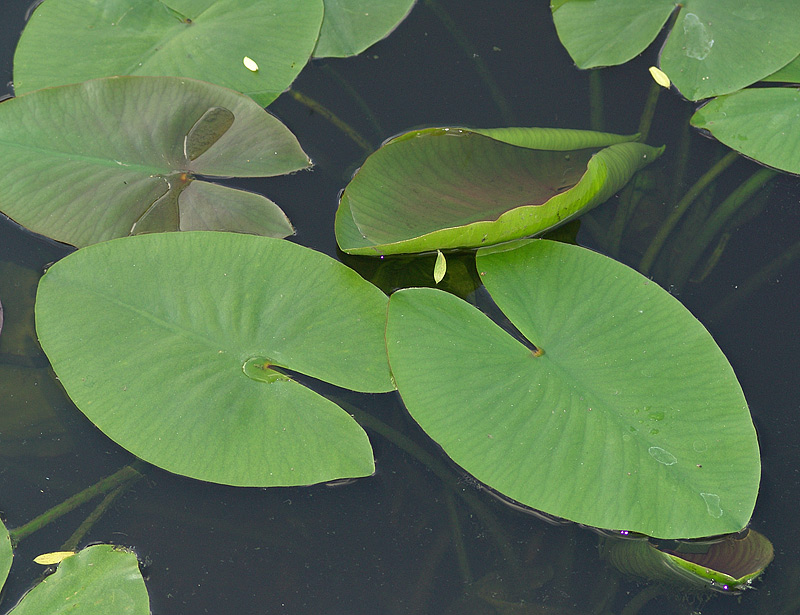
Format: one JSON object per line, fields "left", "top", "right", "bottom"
{"left": 10, "top": 462, "right": 145, "bottom": 544}
{"left": 288, "top": 89, "right": 373, "bottom": 154}
{"left": 639, "top": 150, "right": 739, "bottom": 275}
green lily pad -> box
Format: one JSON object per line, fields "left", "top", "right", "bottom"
{"left": 8, "top": 545, "right": 148, "bottom": 615}
{"left": 314, "top": 0, "right": 417, "bottom": 58}
{"left": 691, "top": 88, "right": 800, "bottom": 174}
{"left": 0, "top": 518, "right": 11, "bottom": 594}
{"left": 0, "top": 76, "right": 309, "bottom": 248}
{"left": 385, "top": 239, "right": 759, "bottom": 538}
{"left": 35, "top": 232, "right": 394, "bottom": 486}
{"left": 13, "top": 0, "right": 324, "bottom": 106}
{"left": 335, "top": 127, "right": 661, "bottom": 255}
{"left": 552, "top": 0, "right": 800, "bottom": 101}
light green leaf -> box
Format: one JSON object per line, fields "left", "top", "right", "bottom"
{"left": 13, "top": 0, "right": 324, "bottom": 106}
{"left": 335, "top": 127, "right": 661, "bottom": 255}
{"left": 8, "top": 545, "right": 148, "bottom": 615}
{"left": 314, "top": 0, "right": 417, "bottom": 58}
{"left": 35, "top": 232, "right": 394, "bottom": 487}
{"left": 433, "top": 250, "right": 446, "bottom": 284}
{"left": 0, "top": 76, "right": 309, "bottom": 248}
{"left": 552, "top": 0, "right": 800, "bottom": 100}
{"left": 0, "top": 518, "right": 11, "bottom": 594}
{"left": 691, "top": 88, "right": 800, "bottom": 174}
{"left": 385, "top": 239, "right": 759, "bottom": 538}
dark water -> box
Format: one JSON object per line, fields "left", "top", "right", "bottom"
{"left": 1, "top": 1, "right": 799, "bottom": 614}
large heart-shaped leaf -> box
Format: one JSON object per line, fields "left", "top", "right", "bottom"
{"left": 385, "top": 239, "right": 759, "bottom": 538}
{"left": 314, "top": 0, "right": 417, "bottom": 58}
{"left": 691, "top": 88, "right": 800, "bottom": 174}
{"left": 35, "top": 232, "right": 394, "bottom": 486}
{"left": 13, "top": 0, "right": 324, "bottom": 106}
{"left": 552, "top": 0, "right": 800, "bottom": 101}
{"left": 8, "top": 545, "right": 149, "bottom": 615}
{"left": 0, "top": 76, "right": 310, "bottom": 248}
{"left": 335, "top": 127, "right": 661, "bottom": 255}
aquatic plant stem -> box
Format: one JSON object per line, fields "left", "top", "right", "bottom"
{"left": 61, "top": 483, "right": 130, "bottom": 552}
{"left": 288, "top": 89, "right": 374, "bottom": 154}
{"left": 9, "top": 462, "right": 145, "bottom": 544}
{"left": 670, "top": 167, "right": 777, "bottom": 288}
{"left": 639, "top": 150, "right": 739, "bottom": 275}
{"left": 423, "top": 0, "right": 516, "bottom": 125}
{"left": 620, "top": 583, "right": 670, "bottom": 615}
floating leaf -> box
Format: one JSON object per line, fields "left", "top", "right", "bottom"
{"left": 35, "top": 232, "right": 394, "bottom": 487}
{"left": 34, "top": 551, "right": 76, "bottom": 566}
{"left": 601, "top": 529, "right": 773, "bottom": 593}
{"left": 385, "top": 239, "right": 759, "bottom": 538}
{"left": 0, "top": 518, "right": 11, "bottom": 594}
{"left": 0, "top": 76, "right": 309, "bottom": 248}
{"left": 335, "top": 127, "right": 661, "bottom": 255}
{"left": 8, "top": 545, "right": 149, "bottom": 615}
{"left": 691, "top": 88, "right": 800, "bottom": 174}
{"left": 314, "top": 0, "right": 417, "bottom": 58}
{"left": 13, "top": 0, "right": 324, "bottom": 106}
{"left": 552, "top": 0, "right": 800, "bottom": 100}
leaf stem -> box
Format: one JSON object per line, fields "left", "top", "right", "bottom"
{"left": 288, "top": 89, "right": 374, "bottom": 154}
{"left": 9, "top": 462, "right": 145, "bottom": 545}
{"left": 639, "top": 150, "right": 739, "bottom": 275}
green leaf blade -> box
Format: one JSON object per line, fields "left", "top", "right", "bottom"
{"left": 386, "top": 240, "right": 759, "bottom": 538}
{"left": 35, "top": 232, "right": 393, "bottom": 486}
{"left": 13, "top": 0, "right": 325, "bottom": 106}
{"left": 0, "top": 76, "right": 310, "bottom": 247}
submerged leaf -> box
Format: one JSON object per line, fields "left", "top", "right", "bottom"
{"left": 335, "top": 127, "right": 661, "bottom": 255}
{"left": 35, "top": 232, "right": 394, "bottom": 487}
{"left": 385, "top": 239, "right": 759, "bottom": 538}
{"left": 0, "top": 76, "right": 309, "bottom": 247}
{"left": 13, "top": 0, "right": 324, "bottom": 106}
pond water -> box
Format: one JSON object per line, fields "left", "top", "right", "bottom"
{"left": 1, "top": 1, "right": 799, "bottom": 614}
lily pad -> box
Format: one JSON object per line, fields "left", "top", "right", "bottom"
{"left": 552, "top": 0, "right": 800, "bottom": 100}
{"left": 13, "top": 0, "right": 324, "bottom": 106}
{"left": 0, "top": 76, "right": 309, "bottom": 248}
{"left": 314, "top": 0, "right": 417, "bottom": 58}
{"left": 335, "top": 127, "right": 661, "bottom": 255}
{"left": 691, "top": 88, "right": 800, "bottom": 174}
{"left": 385, "top": 239, "right": 760, "bottom": 538}
{"left": 35, "top": 232, "right": 394, "bottom": 486}
{"left": 8, "top": 545, "right": 149, "bottom": 615}
{"left": 0, "top": 518, "right": 11, "bottom": 594}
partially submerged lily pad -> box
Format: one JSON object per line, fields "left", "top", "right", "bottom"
{"left": 691, "top": 88, "right": 800, "bottom": 174}
{"left": 35, "top": 232, "right": 394, "bottom": 486}
{"left": 552, "top": 0, "right": 800, "bottom": 100}
{"left": 0, "top": 518, "right": 11, "bottom": 595}
{"left": 335, "top": 127, "right": 661, "bottom": 255}
{"left": 314, "top": 0, "right": 417, "bottom": 58}
{"left": 0, "top": 76, "right": 310, "bottom": 247}
{"left": 601, "top": 529, "right": 774, "bottom": 593}
{"left": 8, "top": 545, "right": 149, "bottom": 614}
{"left": 13, "top": 0, "right": 324, "bottom": 106}
{"left": 385, "top": 239, "right": 759, "bottom": 538}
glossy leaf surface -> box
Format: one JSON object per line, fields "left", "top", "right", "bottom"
{"left": 314, "top": 0, "right": 417, "bottom": 57}
{"left": 13, "top": 0, "right": 324, "bottom": 106}
{"left": 552, "top": 0, "right": 800, "bottom": 100}
{"left": 385, "top": 240, "right": 759, "bottom": 538}
{"left": 0, "top": 76, "right": 308, "bottom": 247}
{"left": 35, "top": 232, "right": 393, "bottom": 486}
{"left": 8, "top": 545, "right": 148, "bottom": 615}
{"left": 336, "top": 127, "right": 661, "bottom": 255}
{"left": 691, "top": 88, "right": 800, "bottom": 174}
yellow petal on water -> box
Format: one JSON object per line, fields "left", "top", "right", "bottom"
{"left": 433, "top": 250, "right": 447, "bottom": 284}
{"left": 34, "top": 551, "right": 76, "bottom": 565}
{"left": 648, "top": 66, "right": 671, "bottom": 89}
{"left": 243, "top": 56, "right": 259, "bottom": 72}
